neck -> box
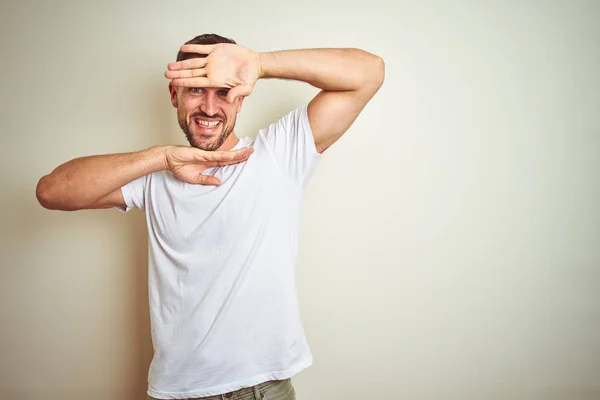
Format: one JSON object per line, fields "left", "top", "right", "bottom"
{"left": 217, "top": 131, "right": 239, "bottom": 151}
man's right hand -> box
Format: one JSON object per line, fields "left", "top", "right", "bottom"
{"left": 165, "top": 145, "right": 253, "bottom": 185}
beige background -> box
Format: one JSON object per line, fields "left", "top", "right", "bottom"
{"left": 1, "top": 1, "right": 599, "bottom": 399}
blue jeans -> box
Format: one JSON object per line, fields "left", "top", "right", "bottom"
{"left": 148, "top": 378, "right": 296, "bottom": 400}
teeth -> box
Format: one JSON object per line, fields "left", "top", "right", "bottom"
{"left": 198, "top": 120, "right": 220, "bottom": 127}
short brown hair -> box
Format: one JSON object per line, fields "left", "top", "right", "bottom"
{"left": 176, "top": 33, "right": 236, "bottom": 62}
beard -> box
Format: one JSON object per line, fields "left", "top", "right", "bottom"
{"left": 178, "top": 111, "right": 237, "bottom": 151}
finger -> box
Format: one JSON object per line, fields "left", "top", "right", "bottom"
{"left": 216, "top": 155, "right": 251, "bottom": 166}
{"left": 202, "top": 155, "right": 246, "bottom": 166}
{"left": 216, "top": 148, "right": 252, "bottom": 162}
{"left": 209, "top": 147, "right": 254, "bottom": 165}
{"left": 227, "top": 147, "right": 254, "bottom": 159}
{"left": 226, "top": 84, "right": 253, "bottom": 104}
{"left": 195, "top": 174, "right": 221, "bottom": 186}
{"left": 180, "top": 44, "right": 215, "bottom": 56}
{"left": 165, "top": 68, "right": 206, "bottom": 79}
{"left": 196, "top": 147, "right": 251, "bottom": 161}
{"left": 168, "top": 57, "right": 208, "bottom": 71}
{"left": 171, "top": 77, "right": 213, "bottom": 87}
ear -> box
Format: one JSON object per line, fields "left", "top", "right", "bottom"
{"left": 169, "top": 83, "right": 178, "bottom": 108}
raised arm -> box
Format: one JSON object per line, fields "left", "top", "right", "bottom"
{"left": 166, "top": 44, "right": 385, "bottom": 153}
{"left": 259, "top": 49, "right": 385, "bottom": 153}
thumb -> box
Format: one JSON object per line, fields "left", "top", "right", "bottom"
{"left": 226, "top": 84, "right": 253, "bottom": 104}
{"left": 194, "top": 174, "right": 221, "bottom": 186}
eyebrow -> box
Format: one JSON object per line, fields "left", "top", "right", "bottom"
{"left": 186, "top": 87, "right": 230, "bottom": 92}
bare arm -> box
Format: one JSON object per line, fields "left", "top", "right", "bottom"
{"left": 259, "top": 49, "right": 385, "bottom": 153}
{"left": 36, "top": 146, "right": 168, "bottom": 211}
{"left": 36, "top": 145, "right": 254, "bottom": 211}
{"left": 167, "top": 45, "right": 385, "bottom": 154}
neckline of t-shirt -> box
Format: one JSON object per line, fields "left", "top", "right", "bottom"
{"left": 231, "top": 136, "right": 251, "bottom": 150}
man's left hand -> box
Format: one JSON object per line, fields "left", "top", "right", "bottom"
{"left": 165, "top": 43, "right": 262, "bottom": 104}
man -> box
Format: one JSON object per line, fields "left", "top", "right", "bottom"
{"left": 36, "top": 34, "right": 384, "bottom": 400}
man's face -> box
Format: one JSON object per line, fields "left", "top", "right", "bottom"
{"left": 169, "top": 84, "right": 244, "bottom": 151}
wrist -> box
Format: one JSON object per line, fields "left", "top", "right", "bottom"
{"left": 257, "top": 52, "right": 270, "bottom": 79}
{"left": 147, "top": 145, "right": 170, "bottom": 172}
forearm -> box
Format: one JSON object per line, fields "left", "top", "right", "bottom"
{"left": 258, "top": 48, "right": 384, "bottom": 92}
{"left": 36, "top": 145, "right": 168, "bottom": 210}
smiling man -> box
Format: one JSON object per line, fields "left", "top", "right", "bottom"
{"left": 174, "top": 84, "right": 240, "bottom": 151}
{"left": 36, "top": 33, "right": 384, "bottom": 399}
{"left": 169, "top": 35, "right": 251, "bottom": 153}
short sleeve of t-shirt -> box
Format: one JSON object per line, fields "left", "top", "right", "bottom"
{"left": 258, "top": 105, "right": 322, "bottom": 189}
{"left": 115, "top": 174, "right": 148, "bottom": 213}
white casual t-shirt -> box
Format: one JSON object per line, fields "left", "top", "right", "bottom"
{"left": 116, "top": 105, "right": 321, "bottom": 399}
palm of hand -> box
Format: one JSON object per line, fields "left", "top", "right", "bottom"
{"left": 167, "top": 43, "right": 261, "bottom": 102}
{"left": 164, "top": 146, "right": 253, "bottom": 185}
{"left": 167, "top": 154, "right": 213, "bottom": 184}
{"left": 206, "top": 44, "right": 261, "bottom": 90}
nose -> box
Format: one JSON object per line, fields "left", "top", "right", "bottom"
{"left": 200, "top": 91, "right": 218, "bottom": 117}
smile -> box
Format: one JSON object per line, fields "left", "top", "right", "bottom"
{"left": 194, "top": 118, "right": 222, "bottom": 130}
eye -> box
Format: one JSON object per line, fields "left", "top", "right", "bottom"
{"left": 189, "top": 87, "right": 204, "bottom": 93}
{"left": 217, "top": 89, "right": 229, "bottom": 97}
